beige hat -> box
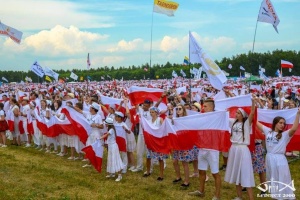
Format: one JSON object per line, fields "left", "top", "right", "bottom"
{"left": 91, "top": 102, "right": 100, "bottom": 111}
{"left": 67, "top": 93, "right": 74, "bottom": 98}
{"left": 194, "top": 102, "right": 201, "bottom": 110}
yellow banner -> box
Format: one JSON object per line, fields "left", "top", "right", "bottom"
{"left": 153, "top": 0, "right": 179, "bottom": 16}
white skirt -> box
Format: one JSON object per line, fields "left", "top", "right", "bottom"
{"left": 107, "top": 143, "right": 124, "bottom": 173}
{"left": 224, "top": 144, "right": 255, "bottom": 187}
{"left": 86, "top": 130, "right": 100, "bottom": 146}
{"left": 58, "top": 133, "right": 68, "bottom": 147}
{"left": 266, "top": 153, "right": 295, "bottom": 199}
{"left": 126, "top": 132, "right": 136, "bottom": 152}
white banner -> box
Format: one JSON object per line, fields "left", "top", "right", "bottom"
{"left": 0, "top": 21, "right": 23, "bottom": 44}
{"left": 257, "top": 0, "right": 280, "bottom": 33}
{"left": 70, "top": 72, "right": 78, "bottom": 80}
{"left": 44, "top": 66, "right": 59, "bottom": 81}
{"left": 30, "top": 61, "right": 44, "bottom": 78}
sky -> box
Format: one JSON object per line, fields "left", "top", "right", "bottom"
{"left": 0, "top": 0, "right": 299, "bottom": 71}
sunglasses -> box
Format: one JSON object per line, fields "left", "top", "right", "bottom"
{"left": 176, "top": 108, "right": 182, "bottom": 111}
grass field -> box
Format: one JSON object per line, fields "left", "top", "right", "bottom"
{"left": 0, "top": 144, "right": 299, "bottom": 200}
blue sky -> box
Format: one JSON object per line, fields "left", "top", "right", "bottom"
{"left": 0, "top": 0, "right": 299, "bottom": 71}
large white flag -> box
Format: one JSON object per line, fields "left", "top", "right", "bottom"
{"left": 189, "top": 32, "right": 227, "bottom": 90}
{"left": 0, "top": 21, "right": 23, "bottom": 44}
{"left": 44, "top": 66, "right": 59, "bottom": 81}
{"left": 172, "top": 70, "right": 178, "bottom": 78}
{"left": 2, "top": 77, "right": 8, "bottom": 82}
{"left": 30, "top": 61, "right": 44, "bottom": 78}
{"left": 153, "top": 0, "right": 179, "bottom": 17}
{"left": 257, "top": 0, "right": 280, "bottom": 33}
{"left": 70, "top": 72, "right": 78, "bottom": 80}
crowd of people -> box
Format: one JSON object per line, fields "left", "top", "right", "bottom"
{"left": 0, "top": 76, "right": 299, "bottom": 200}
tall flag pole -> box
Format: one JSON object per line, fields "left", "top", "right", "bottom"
{"left": 150, "top": 0, "right": 179, "bottom": 69}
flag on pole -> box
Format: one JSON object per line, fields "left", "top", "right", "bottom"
{"left": 44, "top": 66, "right": 59, "bottom": 81}
{"left": 240, "top": 66, "right": 245, "bottom": 71}
{"left": 87, "top": 53, "right": 91, "bottom": 70}
{"left": 183, "top": 56, "right": 189, "bottom": 65}
{"left": 45, "top": 75, "right": 52, "bottom": 82}
{"left": 80, "top": 76, "right": 84, "bottom": 81}
{"left": 70, "top": 72, "right": 78, "bottom": 80}
{"left": 228, "top": 64, "right": 233, "bottom": 69}
{"left": 281, "top": 60, "right": 293, "bottom": 68}
{"left": 30, "top": 61, "right": 45, "bottom": 78}
{"left": 0, "top": 21, "right": 23, "bottom": 44}
{"left": 172, "top": 70, "right": 178, "bottom": 78}
{"left": 153, "top": 0, "right": 179, "bottom": 17}
{"left": 180, "top": 69, "right": 186, "bottom": 77}
{"left": 257, "top": 0, "right": 280, "bottom": 33}
{"left": 144, "top": 68, "right": 148, "bottom": 72}
{"left": 2, "top": 77, "right": 8, "bottom": 82}
{"left": 107, "top": 75, "right": 111, "bottom": 79}
{"left": 189, "top": 32, "right": 227, "bottom": 90}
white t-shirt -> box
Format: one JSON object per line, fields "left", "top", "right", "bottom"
{"left": 107, "top": 128, "right": 116, "bottom": 145}
{"left": 138, "top": 107, "right": 151, "bottom": 135}
{"left": 0, "top": 110, "right": 5, "bottom": 117}
{"left": 229, "top": 118, "right": 251, "bottom": 145}
{"left": 262, "top": 126, "right": 292, "bottom": 154}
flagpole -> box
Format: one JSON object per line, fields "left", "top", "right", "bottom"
{"left": 149, "top": 4, "right": 155, "bottom": 69}
{"left": 252, "top": 20, "right": 259, "bottom": 53}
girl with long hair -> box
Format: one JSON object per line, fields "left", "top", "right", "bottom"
{"left": 256, "top": 109, "right": 300, "bottom": 199}
{"left": 224, "top": 97, "right": 256, "bottom": 200}
{"left": 0, "top": 103, "right": 8, "bottom": 147}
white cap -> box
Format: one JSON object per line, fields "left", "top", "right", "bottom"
{"left": 91, "top": 102, "right": 100, "bottom": 111}
{"left": 105, "top": 117, "right": 114, "bottom": 125}
{"left": 115, "top": 111, "right": 124, "bottom": 118}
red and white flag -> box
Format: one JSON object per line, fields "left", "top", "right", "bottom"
{"left": 61, "top": 106, "right": 92, "bottom": 145}
{"left": 87, "top": 53, "right": 91, "bottom": 70}
{"left": 257, "top": 0, "right": 280, "bottom": 33}
{"left": 114, "top": 125, "right": 127, "bottom": 152}
{"left": 142, "top": 111, "right": 230, "bottom": 154}
{"left": 258, "top": 108, "right": 300, "bottom": 151}
{"left": 128, "top": 86, "right": 166, "bottom": 106}
{"left": 281, "top": 60, "right": 293, "bottom": 68}
{"left": 0, "top": 21, "right": 23, "bottom": 44}
{"left": 82, "top": 140, "right": 104, "bottom": 172}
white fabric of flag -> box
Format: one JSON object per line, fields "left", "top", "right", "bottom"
{"left": 0, "top": 21, "right": 23, "bottom": 44}
{"left": 44, "top": 67, "right": 59, "bottom": 81}
{"left": 189, "top": 32, "right": 227, "bottom": 90}
{"left": 172, "top": 70, "right": 178, "bottom": 78}
{"left": 180, "top": 69, "right": 186, "bottom": 77}
{"left": 153, "top": 0, "right": 179, "bottom": 17}
{"left": 228, "top": 64, "right": 233, "bottom": 69}
{"left": 70, "top": 72, "right": 78, "bottom": 80}
{"left": 30, "top": 61, "right": 45, "bottom": 78}
{"left": 257, "top": 0, "right": 280, "bottom": 33}
{"left": 1, "top": 77, "right": 8, "bottom": 82}
{"left": 240, "top": 66, "right": 245, "bottom": 71}
{"left": 197, "top": 67, "right": 203, "bottom": 79}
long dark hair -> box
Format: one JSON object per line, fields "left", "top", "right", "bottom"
{"left": 107, "top": 124, "right": 116, "bottom": 136}
{"left": 231, "top": 117, "right": 247, "bottom": 142}
{"left": 272, "top": 116, "right": 286, "bottom": 140}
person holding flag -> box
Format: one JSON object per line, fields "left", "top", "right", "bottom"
{"left": 255, "top": 109, "right": 300, "bottom": 199}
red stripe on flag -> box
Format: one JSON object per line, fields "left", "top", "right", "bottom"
{"left": 82, "top": 145, "right": 103, "bottom": 173}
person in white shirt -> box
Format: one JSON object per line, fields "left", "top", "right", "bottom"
{"left": 256, "top": 109, "right": 300, "bottom": 199}
{"left": 21, "top": 97, "right": 31, "bottom": 147}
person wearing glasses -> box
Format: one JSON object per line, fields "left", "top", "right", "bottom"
{"left": 170, "top": 104, "right": 198, "bottom": 189}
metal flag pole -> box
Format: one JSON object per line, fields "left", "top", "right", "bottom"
{"left": 149, "top": 3, "right": 155, "bottom": 69}
{"left": 188, "top": 31, "right": 192, "bottom": 103}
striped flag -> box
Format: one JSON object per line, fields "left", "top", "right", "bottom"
{"left": 0, "top": 21, "right": 23, "bottom": 44}
{"left": 281, "top": 60, "right": 293, "bottom": 68}
{"left": 82, "top": 140, "right": 104, "bottom": 172}
{"left": 257, "top": 0, "right": 280, "bottom": 33}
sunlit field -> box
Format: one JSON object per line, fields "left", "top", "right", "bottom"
{"left": 0, "top": 143, "right": 299, "bottom": 200}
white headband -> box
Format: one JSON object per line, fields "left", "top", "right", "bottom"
{"left": 237, "top": 108, "right": 248, "bottom": 118}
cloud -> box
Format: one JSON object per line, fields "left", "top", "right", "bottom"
{"left": 3, "top": 25, "right": 109, "bottom": 56}
{"left": 108, "top": 38, "right": 144, "bottom": 52}
{"left": 160, "top": 36, "right": 180, "bottom": 52}
{"left": 102, "top": 56, "right": 125, "bottom": 65}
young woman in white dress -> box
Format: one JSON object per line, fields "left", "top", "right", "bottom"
{"left": 256, "top": 108, "right": 300, "bottom": 199}
{"left": 100, "top": 117, "right": 124, "bottom": 182}
{"left": 0, "top": 103, "right": 8, "bottom": 147}
{"left": 224, "top": 97, "right": 255, "bottom": 200}
{"left": 10, "top": 98, "right": 21, "bottom": 146}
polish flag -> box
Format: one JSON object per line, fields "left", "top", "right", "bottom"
{"left": 45, "top": 115, "right": 73, "bottom": 138}
{"left": 114, "top": 125, "right": 127, "bottom": 152}
{"left": 6, "top": 108, "right": 14, "bottom": 132}
{"left": 281, "top": 60, "right": 293, "bottom": 68}
{"left": 82, "top": 140, "right": 104, "bottom": 172}
{"left": 26, "top": 111, "right": 34, "bottom": 135}
{"left": 257, "top": 108, "right": 300, "bottom": 151}
{"left": 128, "top": 86, "right": 166, "bottom": 106}
{"left": 34, "top": 108, "right": 49, "bottom": 135}
{"left": 142, "top": 111, "right": 230, "bottom": 154}
{"left": 215, "top": 94, "right": 252, "bottom": 118}
{"left": 61, "top": 106, "right": 91, "bottom": 145}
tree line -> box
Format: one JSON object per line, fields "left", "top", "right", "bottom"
{"left": 1, "top": 49, "right": 299, "bottom": 83}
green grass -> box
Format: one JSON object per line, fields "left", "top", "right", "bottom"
{"left": 0, "top": 144, "right": 299, "bottom": 200}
